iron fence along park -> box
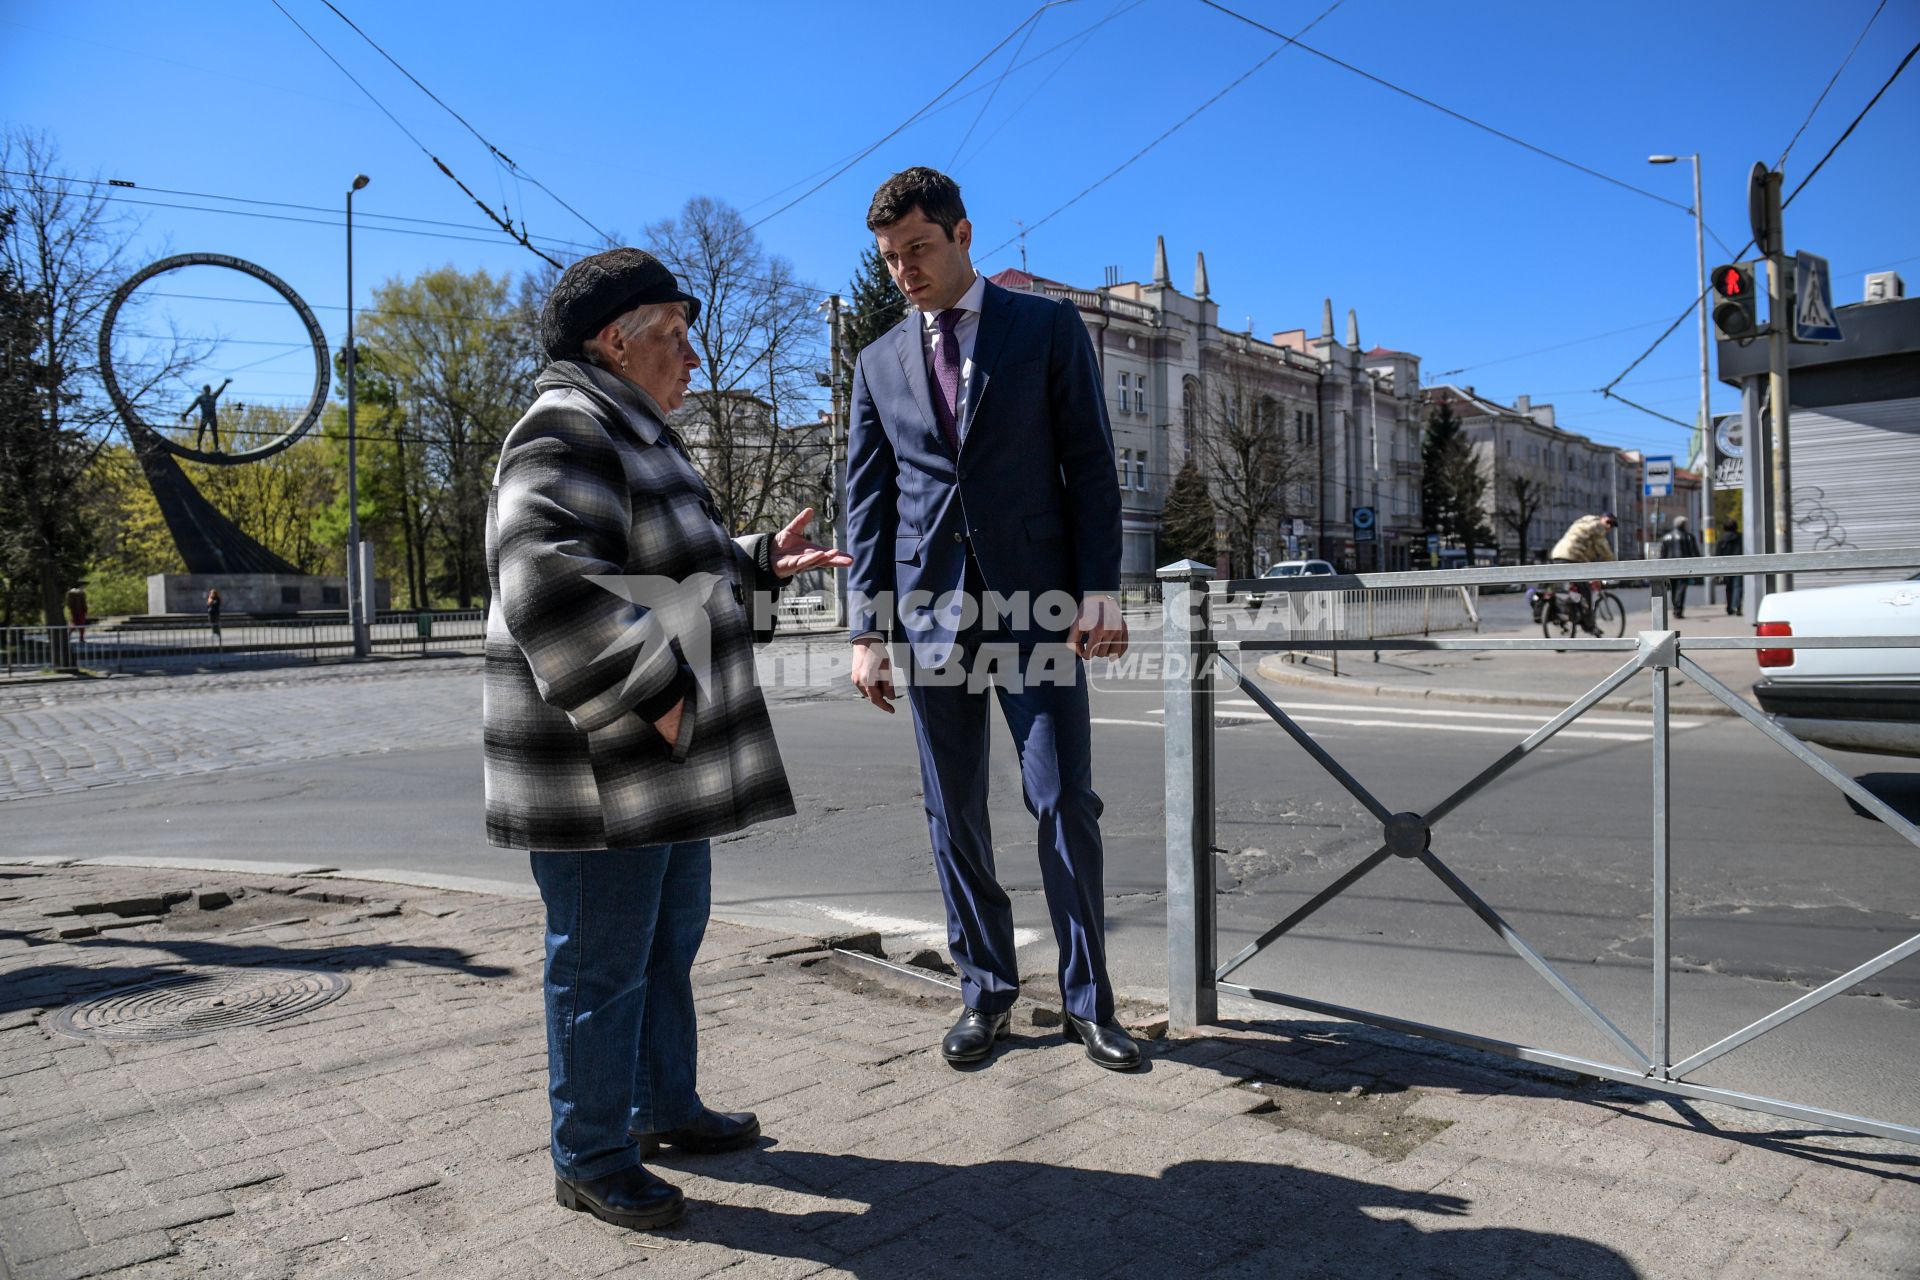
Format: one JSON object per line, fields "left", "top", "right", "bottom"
{"left": 2, "top": 610, "right": 490, "bottom": 676}
{"left": 1160, "top": 547, "right": 1920, "bottom": 1145}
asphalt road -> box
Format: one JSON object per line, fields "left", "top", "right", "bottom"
{"left": 6, "top": 623, "right": 1918, "bottom": 1127}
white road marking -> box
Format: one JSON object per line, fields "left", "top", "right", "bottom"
{"left": 784, "top": 901, "right": 1041, "bottom": 949}
{"left": 1207, "top": 699, "right": 1698, "bottom": 729}
{"left": 1109, "top": 708, "right": 1651, "bottom": 742}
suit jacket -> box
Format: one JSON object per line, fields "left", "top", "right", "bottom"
{"left": 483, "top": 359, "right": 795, "bottom": 851}
{"left": 845, "top": 279, "right": 1121, "bottom": 667}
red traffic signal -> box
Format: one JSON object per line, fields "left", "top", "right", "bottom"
{"left": 1710, "top": 262, "right": 1758, "bottom": 340}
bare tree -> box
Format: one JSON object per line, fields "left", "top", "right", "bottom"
{"left": 1194, "top": 362, "right": 1312, "bottom": 580}
{"left": 1495, "top": 465, "right": 1549, "bottom": 563}
{"left": 645, "top": 197, "right": 825, "bottom": 534}
{"left": 0, "top": 132, "right": 188, "bottom": 655}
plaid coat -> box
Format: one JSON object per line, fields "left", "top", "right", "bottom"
{"left": 483, "top": 359, "right": 796, "bottom": 851}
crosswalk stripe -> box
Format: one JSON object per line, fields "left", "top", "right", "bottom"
{"left": 1097, "top": 711, "right": 1649, "bottom": 742}
{"left": 1208, "top": 699, "right": 1695, "bottom": 729}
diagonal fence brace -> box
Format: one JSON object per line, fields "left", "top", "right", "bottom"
{"left": 1219, "top": 652, "right": 1393, "bottom": 825}
{"left": 1418, "top": 849, "right": 1652, "bottom": 1070}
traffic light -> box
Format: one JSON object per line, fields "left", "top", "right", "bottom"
{"left": 1710, "top": 262, "right": 1758, "bottom": 341}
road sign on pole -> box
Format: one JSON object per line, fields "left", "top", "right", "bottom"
{"left": 1792, "top": 251, "right": 1842, "bottom": 343}
{"left": 1351, "top": 506, "right": 1376, "bottom": 542}
{"left": 1643, "top": 456, "right": 1675, "bottom": 498}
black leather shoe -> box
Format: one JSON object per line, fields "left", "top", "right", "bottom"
{"left": 555, "top": 1165, "right": 684, "bottom": 1230}
{"left": 634, "top": 1107, "right": 760, "bottom": 1157}
{"left": 1062, "top": 1012, "right": 1141, "bottom": 1071}
{"left": 942, "top": 1007, "right": 1011, "bottom": 1065}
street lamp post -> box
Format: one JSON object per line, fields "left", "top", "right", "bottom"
{"left": 1650, "top": 153, "right": 1717, "bottom": 602}
{"left": 346, "top": 174, "right": 371, "bottom": 658}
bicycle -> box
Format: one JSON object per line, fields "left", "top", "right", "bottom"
{"left": 1538, "top": 579, "right": 1625, "bottom": 639}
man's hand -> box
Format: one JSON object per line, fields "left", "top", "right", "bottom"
{"left": 654, "top": 699, "right": 685, "bottom": 747}
{"left": 1069, "top": 595, "right": 1128, "bottom": 660}
{"left": 850, "top": 637, "right": 897, "bottom": 714}
{"left": 772, "top": 508, "right": 854, "bottom": 580}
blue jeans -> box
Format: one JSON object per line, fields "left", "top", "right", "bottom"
{"left": 529, "top": 842, "right": 710, "bottom": 1180}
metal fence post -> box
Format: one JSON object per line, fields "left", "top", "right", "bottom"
{"left": 1160, "top": 559, "right": 1217, "bottom": 1032}
{"left": 1648, "top": 579, "right": 1673, "bottom": 1076}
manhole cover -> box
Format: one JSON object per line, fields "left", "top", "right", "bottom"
{"left": 49, "top": 968, "right": 350, "bottom": 1042}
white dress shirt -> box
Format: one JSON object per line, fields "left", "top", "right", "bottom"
{"left": 919, "top": 271, "right": 984, "bottom": 428}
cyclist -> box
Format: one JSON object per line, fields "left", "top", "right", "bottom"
{"left": 1547, "top": 512, "right": 1617, "bottom": 636}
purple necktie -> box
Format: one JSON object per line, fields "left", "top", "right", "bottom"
{"left": 930, "top": 308, "right": 962, "bottom": 451}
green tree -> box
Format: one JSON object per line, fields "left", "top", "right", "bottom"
{"left": 1420, "top": 399, "right": 1463, "bottom": 538}
{"left": 1157, "top": 458, "right": 1218, "bottom": 566}
{"left": 840, "top": 244, "right": 907, "bottom": 381}
{"left": 356, "top": 266, "right": 536, "bottom": 607}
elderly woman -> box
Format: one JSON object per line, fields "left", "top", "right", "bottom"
{"left": 484, "top": 248, "right": 848, "bottom": 1231}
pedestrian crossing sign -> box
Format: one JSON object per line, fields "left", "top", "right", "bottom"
{"left": 1792, "top": 252, "right": 1842, "bottom": 344}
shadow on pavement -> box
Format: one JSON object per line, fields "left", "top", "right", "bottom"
{"left": 663, "top": 1149, "right": 1636, "bottom": 1278}
{"left": 1179, "top": 1020, "right": 1920, "bottom": 1186}
{"left": 0, "top": 931, "right": 510, "bottom": 1015}
{"left": 1846, "top": 772, "right": 1920, "bottom": 826}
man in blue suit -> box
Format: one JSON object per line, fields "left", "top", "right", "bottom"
{"left": 845, "top": 167, "right": 1138, "bottom": 1071}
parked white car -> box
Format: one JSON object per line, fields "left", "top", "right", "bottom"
{"left": 1752, "top": 576, "right": 1920, "bottom": 758}
{"left": 1246, "top": 559, "right": 1337, "bottom": 607}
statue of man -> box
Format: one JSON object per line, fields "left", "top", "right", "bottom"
{"left": 181, "top": 378, "right": 233, "bottom": 452}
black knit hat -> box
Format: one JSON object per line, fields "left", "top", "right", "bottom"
{"left": 540, "top": 248, "right": 702, "bottom": 362}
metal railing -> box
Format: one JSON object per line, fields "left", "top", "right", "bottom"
{"left": 2, "top": 609, "right": 486, "bottom": 677}
{"left": 1160, "top": 547, "right": 1920, "bottom": 1144}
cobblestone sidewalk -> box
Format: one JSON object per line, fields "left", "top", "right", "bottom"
{"left": 2, "top": 863, "right": 1915, "bottom": 1279}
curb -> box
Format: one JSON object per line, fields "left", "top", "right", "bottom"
{"left": 5, "top": 855, "right": 537, "bottom": 900}
{"left": 1252, "top": 653, "right": 1740, "bottom": 718}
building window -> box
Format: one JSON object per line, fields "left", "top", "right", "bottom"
{"left": 1118, "top": 371, "right": 1132, "bottom": 413}
{"left": 281, "top": 586, "right": 302, "bottom": 605}
{"left": 1134, "top": 380, "right": 1146, "bottom": 414}
{"left": 1134, "top": 455, "right": 1147, "bottom": 490}
{"left": 1305, "top": 412, "right": 1315, "bottom": 443}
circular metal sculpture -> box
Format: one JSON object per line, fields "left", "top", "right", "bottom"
{"left": 97, "top": 252, "right": 331, "bottom": 465}
{"left": 50, "top": 967, "right": 351, "bottom": 1042}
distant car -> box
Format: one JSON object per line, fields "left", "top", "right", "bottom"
{"left": 1246, "top": 559, "right": 1336, "bottom": 606}
{"left": 1752, "top": 576, "right": 1920, "bottom": 759}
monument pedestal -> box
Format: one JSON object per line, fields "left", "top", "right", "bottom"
{"left": 147, "top": 573, "right": 392, "bottom": 616}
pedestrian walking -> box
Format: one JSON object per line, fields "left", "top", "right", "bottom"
{"left": 204, "top": 587, "right": 222, "bottom": 641}
{"left": 65, "top": 584, "right": 88, "bottom": 646}
{"left": 1720, "top": 519, "right": 1745, "bottom": 615}
{"left": 1659, "top": 516, "right": 1702, "bottom": 617}
{"left": 844, "top": 167, "right": 1139, "bottom": 1073}
{"left": 485, "top": 248, "right": 848, "bottom": 1233}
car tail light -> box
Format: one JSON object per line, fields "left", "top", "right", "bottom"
{"left": 1757, "top": 622, "right": 1793, "bottom": 668}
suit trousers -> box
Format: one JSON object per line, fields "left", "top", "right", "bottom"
{"left": 903, "top": 566, "right": 1114, "bottom": 1023}
{"left": 529, "top": 842, "right": 710, "bottom": 1180}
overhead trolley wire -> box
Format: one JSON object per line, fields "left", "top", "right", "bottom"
{"left": 315, "top": 0, "right": 612, "bottom": 245}
{"left": 1776, "top": 0, "right": 1887, "bottom": 170}
{"left": 267, "top": 0, "right": 564, "bottom": 268}
{"left": 979, "top": 0, "right": 1348, "bottom": 261}
{"left": 746, "top": 0, "right": 1081, "bottom": 233}
{"left": 1198, "top": 0, "right": 1691, "bottom": 213}
{"left": 1595, "top": 34, "right": 1920, "bottom": 412}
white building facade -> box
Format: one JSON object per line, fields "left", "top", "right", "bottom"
{"left": 990, "top": 237, "right": 1425, "bottom": 577}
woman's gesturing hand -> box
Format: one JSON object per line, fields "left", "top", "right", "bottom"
{"left": 771, "top": 508, "right": 853, "bottom": 580}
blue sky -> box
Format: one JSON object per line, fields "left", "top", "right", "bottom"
{"left": 4, "top": 0, "right": 1916, "bottom": 458}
